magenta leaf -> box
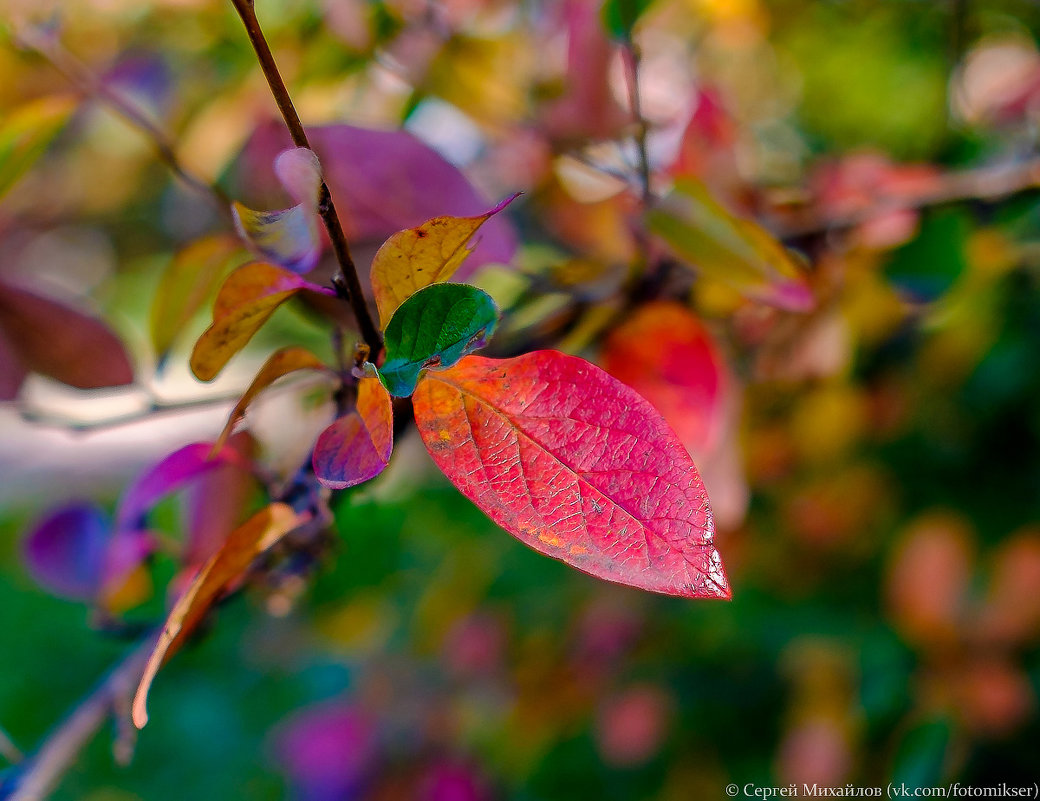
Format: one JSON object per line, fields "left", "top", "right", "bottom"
{"left": 116, "top": 442, "right": 253, "bottom": 531}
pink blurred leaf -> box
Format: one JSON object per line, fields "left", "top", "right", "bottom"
{"left": 233, "top": 147, "right": 324, "bottom": 274}
{"left": 313, "top": 367, "right": 394, "bottom": 489}
{"left": 0, "top": 281, "right": 134, "bottom": 391}
{"left": 413, "top": 351, "right": 730, "bottom": 599}
{"left": 272, "top": 702, "right": 378, "bottom": 801}
{"left": 183, "top": 433, "right": 259, "bottom": 567}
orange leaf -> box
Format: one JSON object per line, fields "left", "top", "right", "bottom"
{"left": 313, "top": 369, "right": 394, "bottom": 489}
{"left": 213, "top": 346, "right": 331, "bottom": 453}
{"left": 132, "top": 502, "right": 306, "bottom": 728}
{"left": 190, "top": 262, "right": 335, "bottom": 381}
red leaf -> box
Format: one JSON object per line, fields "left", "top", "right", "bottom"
{"left": 313, "top": 370, "right": 394, "bottom": 489}
{"left": 0, "top": 281, "right": 134, "bottom": 390}
{"left": 601, "top": 302, "right": 729, "bottom": 455}
{"left": 412, "top": 351, "right": 730, "bottom": 599}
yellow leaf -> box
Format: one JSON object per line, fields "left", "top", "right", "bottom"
{"left": 370, "top": 195, "right": 518, "bottom": 328}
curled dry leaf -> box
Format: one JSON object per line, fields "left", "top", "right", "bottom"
{"left": 132, "top": 502, "right": 307, "bottom": 729}
{"left": 370, "top": 194, "right": 518, "bottom": 327}
{"left": 213, "top": 346, "right": 331, "bottom": 453}
{"left": 379, "top": 283, "right": 499, "bottom": 397}
{"left": 413, "top": 351, "right": 729, "bottom": 599}
{"left": 190, "top": 262, "right": 335, "bottom": 381}
{"left": 313, "top": 368, "right": 394, "bottom": 489}
{"left": 232, "top": 147, "right": 324, "bottom": 273}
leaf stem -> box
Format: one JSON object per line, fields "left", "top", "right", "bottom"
{"left": 621, "top": 41, "right": 652, "bottom": 207}
{"left": 229, "top": 0, "right": 384, "bottom": 357}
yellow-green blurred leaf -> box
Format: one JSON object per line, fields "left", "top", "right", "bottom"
{"left": 0, "top": 95, "right": 77, "bottom": 200}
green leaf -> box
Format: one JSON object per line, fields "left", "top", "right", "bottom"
{"left": 647, "top": 178, "right": 814, "bottom": 311}
{"left": 378, "top": 283, "right": 498, "bottom": 397}
{"left": 602, "top": 0, "right": 652, "bottom": 40}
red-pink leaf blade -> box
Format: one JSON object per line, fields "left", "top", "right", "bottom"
{"left": 413, "top": 352, "right": 730, "bottom": 599}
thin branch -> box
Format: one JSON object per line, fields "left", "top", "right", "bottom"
{"left": 17, "top": 390, "right": 241, "bottom": 433}
{"left": 5, "top": 637, "right": 155, "bottom": 801}
{"left": 15, "top": 27, "right": 231, "bottom": 213}
{"left": 229, "top": 0, "right": 384, "bottom": 357}
{"left": 775, "top": 155, "right": 1040, "bottom": 240}
{"left": 621, "top": 41, "right": 652, "bottom": 206}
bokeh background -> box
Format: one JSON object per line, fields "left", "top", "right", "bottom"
{"left": 2, "top": 0, "right": 1040, "bottom": 798}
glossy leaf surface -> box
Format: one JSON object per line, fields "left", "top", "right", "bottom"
{"left": 313, "top": 369, "right": 394, "bottom": 489}
{"left": 371, "top": 195, "right": 518, "bottom": 327}
{"left": 190, "top": 262, "right": 335, "bottom": 381}
{"left": 647, "top": 178, "right": 813, "bottom": 311}
{"left": 213, "top": 346, "right": 330, "bottom": 453}
{"left": 0, "top": 95, "right": 76, "bottom": 199}
{"left": 413, "top": 351, "right": 729, "bottom": 599}
{"left": 232, "top": 147, "right": 323, "bottom": 273}
{"left": 132, "top": 503, "right": 305, "bottom": 728}
{"left": 380, "top": 283, "right": 498, "bottom": 397}
{"left": 0, "top": 281, "right": 134, "bottom": 391}
{"left": 150, "top": 234, "right": 244, "bottom": 361}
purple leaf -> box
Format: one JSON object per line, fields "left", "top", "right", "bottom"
{"left": 23, "top": 503, "right": 110, "bottom": 601}
{"left": 272, "top": 702, "right": 377, "bottom": 801}
{"left": 241, "top": 123, "right": 518, "bottom": 277}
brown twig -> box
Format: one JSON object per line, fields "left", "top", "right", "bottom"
{"left": 5, "top": 636, "right": 155, "bottom": 801}
{"left": 229, "top": 0, "right": 384, "bottom": 357}
{"left": 15, "top": 27, "right": 232, "bottom": 213}
{"left": 621, "top": 41, "right": 652, "bottom": 207}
